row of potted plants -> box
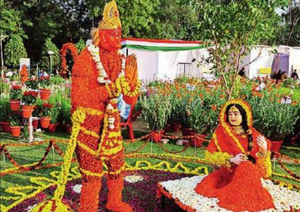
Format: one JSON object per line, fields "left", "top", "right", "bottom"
{"left": 0, "top": 74, "right": 72, "bottom": 137}
{"left": 140, "top": 76, "right": 300, "bottom": 147}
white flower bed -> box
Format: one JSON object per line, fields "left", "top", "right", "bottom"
{"left": 159, "top": 176, "right": 300, "bottom": 212}
{"left": 124, "top": 175, "right": 144, "bottom": 183}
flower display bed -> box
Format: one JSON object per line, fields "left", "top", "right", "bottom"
{"left": 158, "top": 176, "right": 300, "bottom": 212}
{"left": 9, "top": 170, "right": 192, "bottom": 212}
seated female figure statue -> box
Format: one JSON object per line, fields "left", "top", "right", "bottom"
{"left": 195, "top": 99, "right": 274, "bottom": 212}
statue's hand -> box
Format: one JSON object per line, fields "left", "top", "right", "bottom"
{"left": 125, "top": 54, "right": 137, "bottom": 87}
{"left": 257, "top": 135, "right": 267, "bottom": 154}
{"left": 230, "top": 153, "right": 247, "bottom": 165}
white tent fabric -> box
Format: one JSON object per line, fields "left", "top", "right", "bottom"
{"left": 289, "top": 47, "right": 300, "bottom": 76}
{"left": 124, "top": 48, "right": 206, "bottom": 81}
{"left": 121, "top": 38, "right": 300, "bottom": 81}
{"left": 121, "top": 38, "right": 208, "bottom": 81}
{"left": 248, "top": 47, "right": 275, "bottom": 79}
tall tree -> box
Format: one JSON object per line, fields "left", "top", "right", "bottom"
{"left": 196, "top": 0, "right": 287, "bottom": 100}
{"left": 282, "top": 0, "right": 300, "bottom": 46}
{"left": 4, "top": 34, "right": 27, "bottom": 67}
{"left": 40, "top": 38, "right": 60, "bottom": 72}
{"left": 0, "top": 0, "right": 32, "bottom": 67}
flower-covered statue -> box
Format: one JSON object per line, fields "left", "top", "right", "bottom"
{"left": 32, "top": 1, "right": 139, "bottom": 212}
{"left": 195, "top": 99, "right": 274, "bottom": 211}
{"left": 71, "top": 1, "right": 139, "bottom": 211}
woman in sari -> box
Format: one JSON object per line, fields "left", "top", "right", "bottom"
{"left": 195, "top": 99, "right": 274, "bottom": 212}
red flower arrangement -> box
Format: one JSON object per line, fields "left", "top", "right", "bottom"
{"left": 10, "top": 85, "right": 23, "bottom": 100}
{"left": 39, "top": 76, "right": 50, "bottom": 89}
{"left": 39, "top": 103, "right": 53, "bottom": 117}
{"left": 22, "top": 91, "right": 38, "bottom": 105}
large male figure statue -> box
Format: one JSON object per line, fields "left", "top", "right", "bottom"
{"left": 71, "top": 1, "right": 139, "bottom": 211}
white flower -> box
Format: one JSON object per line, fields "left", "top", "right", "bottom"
{"left": 72, "top": 184, "right": 82, "bottom": 193}
{"left": 124, "top": 175, "right": 144, "bottom": 183}
{"left": 27, "top": 204, "right": 37, "bottom": 212}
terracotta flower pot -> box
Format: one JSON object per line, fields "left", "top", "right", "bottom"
{"left": 271, "top": 140, "right": 283, "bottom": 153}
{"left": 40, "top": 117, "right": 51, "bottom": 128}
{"left": 22, "top": 105, "right": 34, "bottom": 118}
{"left": 31, "top": 117, "right": 39, "bottom": 129}
{"left": 9, "top": 100, "right": 20, "bottom": 111}
{"left": 181, "top": 127, "right": 195, "bottom": 136}
{"left": 48, "top": 123, "right": 59, "bottom": 133}
{"left": 0, "top": 122, "right": 11, "bottom": 133}
{"left": 39, "top": 89, "right": 51, "bottom": 101}
{"left": 151, "top": 130, "right": 165, "bottom": 142}
{"left": 10, "top": 126, "right": 21, "bottom": 137}
{"left": 170, "top": 122, "right": 181, "bottom": 132}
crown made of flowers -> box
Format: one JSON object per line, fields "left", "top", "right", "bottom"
{"left": 99, "top": 0, "right": 121, "bottom": 29}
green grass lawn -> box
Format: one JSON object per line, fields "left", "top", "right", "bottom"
{"left": 1, "top": 129, "right": 300, "bottom": 208}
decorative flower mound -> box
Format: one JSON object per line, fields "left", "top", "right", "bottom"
{"left": 10, "top": 85, "right": 23, "bottom": 100}
{"left": 22, "top": 91, "right": 38, "bottom": 105}
{"left": 39, "top": 103, "right": 53, "bottom": 117}
{"left": 159, "top": 176, "right": 300, "bottom": 212}
{"left": 60, "top": 43, "right": 78, "bottom": 72}
{"left": 124, "top": 175, "right": 144, "bottom": 183}
{"left": 39, "top": 76, "right": 50, "bottom": 89}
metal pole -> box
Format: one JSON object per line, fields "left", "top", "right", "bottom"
{"left": 50, "top": 55, "right": 52, "bottom": 74}
{"left": 0, "top": 37, "right": 3, "bottom": 68}
{"left": 29, "top": 116, "right": 33, "bottom": 143}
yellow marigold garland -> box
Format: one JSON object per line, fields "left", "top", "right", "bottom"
{"left": 256, "top": 151, "right": 272, "bottom": 178}
{"left": 80, "top": 126, "right": 100, "bottom": 138}
{"left": 119, "top": 76, "right": 141, "bottom": 97}
{"left": 31, "top": 108, "right": 85, "bottom": 212}
{"left": 204, "top": 151, "right": 232, "bottom": 167}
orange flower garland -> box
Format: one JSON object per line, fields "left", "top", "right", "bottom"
{"left": 60, "top": 43, "right": 78, "bottom": 72}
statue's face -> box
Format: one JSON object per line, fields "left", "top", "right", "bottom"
{"left": 228, "top": 106, "right": 243, "bottom": 126}
{"left": 98, "top": 27, "right": 121, "bottom": 52}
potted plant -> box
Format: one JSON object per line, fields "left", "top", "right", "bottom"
{"left": 9, "top": 113, "right": 22, "bottom": 137}
{"left": 25, "top": 79, "right": 39, "bottom": 90}
{"left": 21, "top": 91, "right": 38, "bottom": 118}
{"left": 9, "top": 84, "right": 22, "bottom": 111}
{"left": 0, "top": 97, "right": 11, "bottom": 132}
{"left": 39, "top": 76, "right": 51, "bottom": 100}
{"left": 39, "top": 103, "right": 53, "bottom": 128}
{"left": 140, "top": 93, "right": 172, "bottom": 142}
{"left": 249, "top": 88, "right": 300, "bottom": 153}
{"left": 48, "top": 106, "right": 61, "bottom": 133}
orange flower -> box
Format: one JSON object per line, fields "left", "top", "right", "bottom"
{"left": 211, "top": 105, "right": 217, "bottom": 111}
{"left": 291, "top": 100, "right": 298, "bottom": 106}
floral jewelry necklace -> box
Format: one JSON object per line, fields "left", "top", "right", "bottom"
{"left": 86, "top": 40, "right": 125, "bottom": 84}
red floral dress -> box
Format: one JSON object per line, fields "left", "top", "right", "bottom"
{"left": 195, "top": 100, "right": 275, "bottom": 212}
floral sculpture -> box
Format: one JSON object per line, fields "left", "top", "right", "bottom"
{"left": 195, "top": 99, "right": 273, "bottom": 211}
{"left": 31, "top": 1, "right": 139, "bottom": 212}
{"left": 71, "top": 1, "right": 140, "bottom": 211}
{"left": 20, "top": 65, "right": 28, "bottom": 84}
